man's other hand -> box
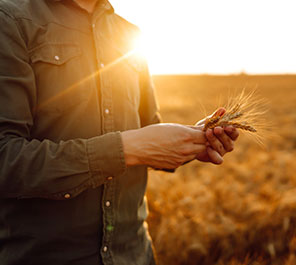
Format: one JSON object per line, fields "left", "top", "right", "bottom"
{"left": 194, "top": 108, "right": 240, "bottom": 164}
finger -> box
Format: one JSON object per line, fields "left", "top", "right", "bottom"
{"left": 195, "top": 150, "right": 211, "bottom": 163}
{"left": 207, "top": 147, "right": 223, "bottom": 165}
{"left": 224, "top": 126, "right": 240, "bottom": 141}
{"left": 206, "top": 129, "right": 226, "bottom": 156}
{"left": 213, "top": 127, "right": 234, "bottom": 152}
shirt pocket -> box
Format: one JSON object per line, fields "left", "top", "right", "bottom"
{"left": 30, "top": 43, "right": 89, "bottom": 115}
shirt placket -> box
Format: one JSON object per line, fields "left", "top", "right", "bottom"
{"left": 91, "top": 5, "right": 116, "bottom": 265}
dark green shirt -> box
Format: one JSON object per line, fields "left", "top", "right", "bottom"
{"left": 0, "top": 0, "right": 160, "bottom": 264}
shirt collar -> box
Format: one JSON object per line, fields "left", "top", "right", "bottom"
{"left": 52, "top": 0, "right": 114, "bottom": 14}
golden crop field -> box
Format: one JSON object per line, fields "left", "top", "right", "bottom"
{"left": 147, "top": 75, "right": 296, "bottom": 265}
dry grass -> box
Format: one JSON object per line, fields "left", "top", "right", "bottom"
{"left": 147, "top": 74, "right": 296, "bottom": 265}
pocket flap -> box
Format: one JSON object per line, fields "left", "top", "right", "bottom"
{"left": 30, "top": 43, "right": 81, "bottom": 65}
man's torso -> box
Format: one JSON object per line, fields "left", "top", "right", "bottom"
{"left": 0, "top": 0, "right": 158, "bottom": 264}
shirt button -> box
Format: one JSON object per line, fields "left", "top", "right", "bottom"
{"left": 92, "top": 23, "right": 95, "bottom": 29}
{"left": 64, "top": 193, "right": 71, "bottom": 199}
{"left": 105, "top": 108, "right": 110, "bottom": 115}
{"left": 104, "top": 3, "right": 111, "bottom": 10}
{"left": 103, "top": 246, "right": 108, "bottom": 252}
{"left": 107, "top": 176, "right": 113, "bottom": 181}
{"left": 54, "top": 55, "right": 60, "bottom": 61}
{"left": 100, "top": 63, "right": 105, "bottom": 68}
{"left": 105, "top": 201, "right": 111, "bottom": 207}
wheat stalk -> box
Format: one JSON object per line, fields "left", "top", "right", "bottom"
{"left": 203, "top": 89, "right": 267, "bottom": 136}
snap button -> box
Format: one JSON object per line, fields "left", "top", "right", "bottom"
{"left": 54, "top": 55, "right": 60, "bottom": 61}
{"left": 105, "top": 109, "right": 110, "bottom": 115}
{"left": 64, "top": 193, "right": 71, "bottom": 199}
{"left": 103, "top": 246, "right": 108, "bottom": 252}
{"left": 105, "top": 201, "right": 111, "bottom": 207}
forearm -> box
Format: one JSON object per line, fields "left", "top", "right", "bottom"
{"left": 121, "top": 124, "right": 207, "bottom": 170}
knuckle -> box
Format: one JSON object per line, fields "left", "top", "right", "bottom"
{"left": 206, "top": 131, "right": 214, "bottom": 140}
{"left": 217, "top": 143, "right": 224, "bottom": 153}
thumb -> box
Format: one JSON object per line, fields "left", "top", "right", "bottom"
{"left": 195, "top": 107, "right": 226, "bottom": 126}
{"left": 212, "top": 107, "right": 226, "bottom": 117}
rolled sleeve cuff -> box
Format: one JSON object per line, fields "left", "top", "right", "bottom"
{"left": 87, "top": 132, "right": 126, "bottom": 177}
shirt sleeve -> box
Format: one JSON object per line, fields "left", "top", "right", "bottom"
{"left": 138, "top": 59, "right": 162, "bottom": 127}
{"left": 0, "top": 10, "right": 126, "bottom": 200}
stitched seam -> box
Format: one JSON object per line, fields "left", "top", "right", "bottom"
{"left": 28, "top": 42, "right": 81, "bottom": 54}
{"left": 15, "top": 17, "right": 90, "bottom": 35}
{"left": 16, "top": 175, "right": 101, "bottom": 200}
{"left": 117, "top": 132, "right": 127, "bottom": 175}
{"left": 0, "top": 9, "right": 28, "bottom": 53}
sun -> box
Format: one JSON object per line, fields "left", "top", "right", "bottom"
{"left": 130, "top": 28, "right": 173, "bottom": 74}
{"left": 131, "top": 31, "right": 155, "bottom": 64}
{"left": 112, "top": 0, "right": 296, "bottom": 75}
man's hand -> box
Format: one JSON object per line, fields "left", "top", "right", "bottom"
{"left": 121, "top": 123, "right": 207, "bottom": 170}
{"left": 194, "top": 108, "right": 240, "bottom": 164}
{"left": 121, "top": 108, "right": 239, "bottom": 169}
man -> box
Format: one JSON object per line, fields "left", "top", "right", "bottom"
{"left": 0, "top": 0, "right": 239, "bottom": 264}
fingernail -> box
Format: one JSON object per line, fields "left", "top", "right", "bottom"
{"left": 217, "top": 157, "right": 224, "bottom": 165}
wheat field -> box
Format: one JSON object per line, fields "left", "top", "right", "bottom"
{"left": 147, "top": 75, "right": 296, "bottom": 265}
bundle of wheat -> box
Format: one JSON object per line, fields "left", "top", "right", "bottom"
{"left": 202, "top": 90, "right": 268, "bottom": 136}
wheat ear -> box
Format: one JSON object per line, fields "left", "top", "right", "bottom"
{"left": 203, "top": 89, "right": 266, "bottom": 134}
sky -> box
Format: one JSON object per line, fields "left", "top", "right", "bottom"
{"left": 110, "top": 0, "right": 296, "bottom": 75}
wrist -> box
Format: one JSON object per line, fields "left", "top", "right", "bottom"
{"left": 121, "top": 130, "right": 143, "bottom": 167}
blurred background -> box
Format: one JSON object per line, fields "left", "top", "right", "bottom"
{"left": 111, "top": 0, "right": 296, "bottom": 75}
{"left": 111, "top": 1, "right": 296, "bottom": 264}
